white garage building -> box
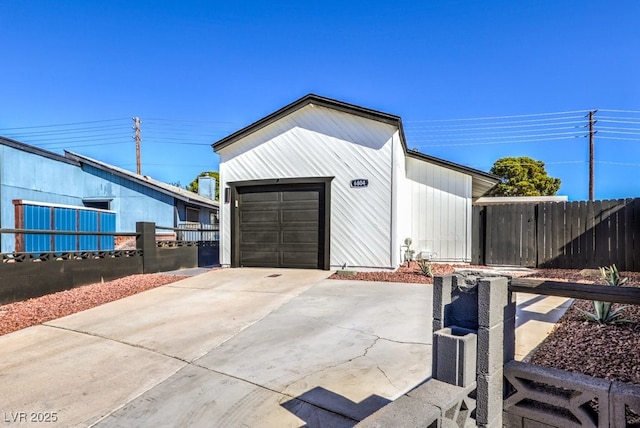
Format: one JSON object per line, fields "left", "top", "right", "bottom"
{"left": 213, "top": 94, "right": 498, "bottom": 270}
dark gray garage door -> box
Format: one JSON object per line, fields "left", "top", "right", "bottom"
{"left": 236, "top": 183, "right": 325, "bottom": 269}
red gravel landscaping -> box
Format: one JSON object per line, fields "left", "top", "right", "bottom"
{"left": 0, "top": 274, "right": 187, "bottom": 336}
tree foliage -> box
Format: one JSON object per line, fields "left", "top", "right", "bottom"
{"left": 187, "top": 171, "right": 220, "bottom": 200}
{"left": 487, "top": 157, "right": 561, "bottom": 197}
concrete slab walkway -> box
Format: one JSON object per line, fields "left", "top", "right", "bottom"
{"left": 515, "top": 293, "right": 573, "bottom": 361}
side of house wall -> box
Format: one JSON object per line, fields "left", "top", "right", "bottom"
{"left": 81, "top": 165, "right": 175, "bottom": 232}
{"left": 1, "top": 145, "right": 85, "bottom": 252}
{"left": 405, "top": 157, "right": 473, "bottom": 262}
{"left": 0, "top": 145, "right": 179, "bottom": 252}
{"left": 218, "top": 104, "right": 398, "bottom": 269}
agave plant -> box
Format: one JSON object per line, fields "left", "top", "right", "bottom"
{"left": 417, "top": 259, "right": 433, "bottom": 278}
{"left": 579, "top": 264, "right": 632, "bottom": 325}
{"left": 599, "top": 264, "right": 628, "bottom": 286}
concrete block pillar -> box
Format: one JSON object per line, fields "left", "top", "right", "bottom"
{"left": 432, "top": 275, "right": 453, "bottom": 333}
{"left": 433, "top": 326, "right": 477, "bottom": 387}
{"left": 432, "top": 275, "right": 479, "bottom": 388}
{"left": 476, "top": 276, "right": 511, "bottom": 428}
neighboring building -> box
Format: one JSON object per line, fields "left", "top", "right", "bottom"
{"left": 0, "top": 136, "right": 219, "bottom": 253}
{"left": 212, "top": 94, "right": 498, "bottom": 270}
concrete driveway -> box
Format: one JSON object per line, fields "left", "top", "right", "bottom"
{"left": 0, "top": 268, "right": 432, "bottom": 427}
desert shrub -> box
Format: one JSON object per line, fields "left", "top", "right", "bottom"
{"left": 579, "top": 265, "right": 632, "bottom": 325}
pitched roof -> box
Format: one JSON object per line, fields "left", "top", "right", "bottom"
{"left": 64, "top": 151, "right": 219, "bottom": 209}
{"left": 212, "top": 94, "right": 402, "bottom": 152}
{"left": 211, "top": 94, "right": 499, "bottom": 197}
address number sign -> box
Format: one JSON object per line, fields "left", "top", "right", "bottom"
{"left": 350, "top": 179, "right": 369, "bottom": 188}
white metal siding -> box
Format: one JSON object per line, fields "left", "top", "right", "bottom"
{"left": 392, "top": 133, "right": 411, "bottom": 266}
{"left": 218, "top": 104, "right": 398, "bottom": 269}
{"left": 405, "top": 156, "right": 472, "bottom": 262}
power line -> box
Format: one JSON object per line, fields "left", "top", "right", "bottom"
{"left": 597, "top": 128, "right": 640, "bottom": 135}
{"left": 598, "top": 136, "right": 640, "bottom": 142}
{"left": 597, "top": 117, "right": 640, "bottom": 124}
{"left": 598, "top": 109, "right": 640, "bottom": 114}
{"left": 0, "top": 118, "right": 129, "bottom": 131}
{"left": 10, "top": 132, "right": 131, "bottom": 142}
{"left": 20, "top": 135, "right": 131, "bottom": 144}
{"left": 595, "top": 161, "right": 640, "bottom": 167}
{"left": 35, "top": 142, "right": 131, "bottom": 149}
{"left": 415, "top": 135, "right": 583, "bottom": 147}
{"left": 404, "top": 115, "right": 586, "bottom": 130}
{"left": 410, "top": 131, "right": 585, "bottom": 144}
{"left": 4, "top": 125, "right": 129, "bottom": 137}
{"left": 143, "top": 118, "right": 236, "bottom": 124}
{"left": 405, "top": 110, "right": 589, "bottom": 123}
{"left": 407, "top": 125, "right": 583, "bottom": 138}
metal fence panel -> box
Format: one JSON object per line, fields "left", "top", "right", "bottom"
{"left": 24, "top": 205, "right": 51, "bottom": 252}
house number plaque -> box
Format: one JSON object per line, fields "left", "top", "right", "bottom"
{"left": 350, "top": 179, "right": 369, "bottom": 188}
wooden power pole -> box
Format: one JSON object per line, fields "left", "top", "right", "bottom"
{"left": 133, "top": 117, "right": 142, "bottom": 175}
{"left": 588, "top": 110, "right": 597, "bottom": 201}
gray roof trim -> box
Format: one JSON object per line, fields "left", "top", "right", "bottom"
{"left": 64, "top": 151, "right": 219, "bottom": 209}
{"left": 0, "top": 136, "right": 80, "bottom": 166}
{"left": 212, "top": 94, "right": 403, "bottom": 152}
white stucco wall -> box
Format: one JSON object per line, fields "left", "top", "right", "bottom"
{"left": 218, "top": 104, "right": 399, "bottom": 269}
{"left": 405, "top": 156, "right": 472, "bottom": 262}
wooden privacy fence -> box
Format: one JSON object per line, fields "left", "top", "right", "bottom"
{"left": 472, "top": 198, "right": 640, "bottom": 271}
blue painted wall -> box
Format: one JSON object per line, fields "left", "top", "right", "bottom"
{"left": 81, "top": 165, "right": 174, "bottom": 231}
{"left": 1, "top": 145, "right": 178, "bottom": 252}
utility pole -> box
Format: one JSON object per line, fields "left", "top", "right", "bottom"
{"left": 133, "top": 117, "right": 142, "bottom": 175}
{"left": 588, "top": 110, "right": 597, "bottom": 201}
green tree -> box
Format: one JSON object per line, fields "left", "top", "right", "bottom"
{"left": 487, "top": 157, "right": 560, "bottom": 197}
{"left": 187, "top": 171, "right": 220, "bottom": 200}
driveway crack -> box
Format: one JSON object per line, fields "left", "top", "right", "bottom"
{"left": 306, "top": 315, "right": 431, "bottom": 346}
{"left": 376, "top": 365, "right": 398, "bottom": 389}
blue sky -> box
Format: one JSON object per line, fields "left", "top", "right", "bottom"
{"left": 0, "top": 1, "right": 638, "bottom": 200}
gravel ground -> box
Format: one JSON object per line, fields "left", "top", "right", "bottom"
{"left": 0, "top": 274, "right": 187, "bottom": 336}
{"left": 522, "top": 269, "right": 640, "bottom": 385}
{"left": 330, "top": 262, "right": 488, "bottom": 283}
{"left": 331, "top": 263, "right": 640, "bottom": 386}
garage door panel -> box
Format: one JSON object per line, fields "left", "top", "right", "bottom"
{"left": 281, "top": 209, "right": 319, "bottom": 223}
{"left": 240, "top": 210, "right": 279, "bottom": 223}
{"left": 282, "top": 251, "right": 320, "bottom": 268}
{"left": 282, "top": 191, "right": 320, "bottom": 201}
{"left": 240, "top": 231, "right": 279, "bottom": 244}
{"left": 240, "top": 192, "right": 280, "bottom": 203}
{"left": 282, "top": 230, "right": 319, "bottom": 244}
{"left": 239, "top": 251, "right": 279, "bottom": 266}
